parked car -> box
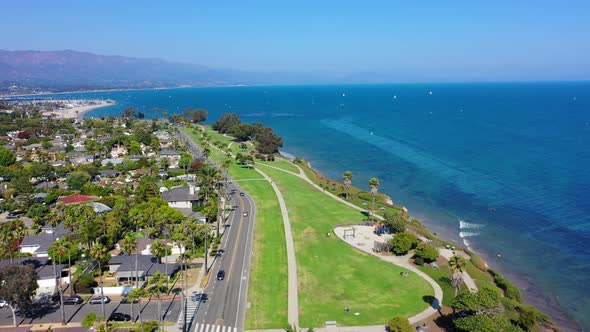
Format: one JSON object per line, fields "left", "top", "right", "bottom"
{"left": 89, "top": 296, "right": 111, "bottom": 304}
{"left": 243, "top": 211, "right": 248, "bottom": 217}
{"left": 0, "top": 300, "right": 7, "bottom": 308}
{"left": 63, "top": 295, "right": 83, "bottom": 305}
{"left": 109, "top": 312, "right": 131, "bottom": 322}
{"left": 217, "top": 270, "right": 225, "bottom": 280}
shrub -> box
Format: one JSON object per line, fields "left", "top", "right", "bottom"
{"left": 414, "top": 257, "right": 424, "bottom": 266}
{"left": 81, "top": 312, "right": 97, "bottom": 327}
{"left": 390, "top": 232, "right": 418, "bottom": 255}
{"left": 388, "top": 316, "right": 412, "bottom": 332}
{"left": 414, "top": 243, "right": 439, "bottom": 262}
{"left": 76, "top": 273, "right": 98, "bottom": 293}
{"left": 384, "top": 211, "right": 405, "bottom": 233}
{"left": 488, "top": 269, "right": 523, "bottom": 302}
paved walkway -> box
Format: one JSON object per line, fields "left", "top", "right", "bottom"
{"left": 439, "top": 249, "right": 478, "bottom": 292}
{"left": 202, "top": 134, "right": 299, "bottom": 327}
{"left": 253, "top": 167, "right": 299, "bottom": 328}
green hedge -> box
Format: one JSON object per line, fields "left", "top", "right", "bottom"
{"left": 488, "top": 269, "right": 523, "bottom": 303}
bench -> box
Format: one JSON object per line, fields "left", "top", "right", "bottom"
{"left": 325, "top": 321, "right": 337, "bottom": 326}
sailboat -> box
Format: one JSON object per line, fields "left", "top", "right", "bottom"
{"left": 429, "top": 90, "right": 433, "bottom": 95}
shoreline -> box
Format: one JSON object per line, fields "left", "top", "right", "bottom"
{"left": 42, "top": 101, "right": 116, "bottom": 119}
{"left": 295, "top": 154, "right": 581, "bottom": 331}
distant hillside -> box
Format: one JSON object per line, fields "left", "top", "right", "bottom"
{"left": 0, "top": 49, "right": 251, "bottom": 94}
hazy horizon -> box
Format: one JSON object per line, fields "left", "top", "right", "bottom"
{"left": 2, "top": 1, "right": 590, "bottom": 83}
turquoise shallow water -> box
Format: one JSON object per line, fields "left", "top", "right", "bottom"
{"left": 36, "top": 83, "right": 590, "bottom": 329}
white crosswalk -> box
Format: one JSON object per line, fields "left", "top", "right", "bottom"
{"left": 194, "top": 323, "right": 238, "bottom": 332}
{"left": 176, "top": 298, "right": 200, "bottom": 327}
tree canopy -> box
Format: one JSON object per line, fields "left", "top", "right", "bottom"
{"left": 183, "top": 108, "right": 208, "bottom": 123}
{"left": 0, "top": 264, "right": 38, "bottom": 326}
{"left": 0, "top": 147, "right": 16, "bottom": 167}
{"left": 389, "top": 231, "right": 418, "bottom": 255}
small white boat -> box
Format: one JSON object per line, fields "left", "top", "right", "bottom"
{"left": 342, "top": 93, "right": 346, "bottom": 97}
{"left": 429, "top": 90, "right": 432, "bottom": 95}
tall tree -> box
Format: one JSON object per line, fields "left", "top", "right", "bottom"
{"left": 128, "top": 287, "right": 145, "bottom": 329}
{"left": 150, "top": 240, "right": 171, "bottom": 291}
{"left": 342, "top": 171, "right": 353, "bottom": 199}
{"left": 148, "top": 272, "right": 167, "bottom": 331}
{"left": 120, "top": 234, "right": 137, "bottom": 287}
{"left": 368, "top": 177, "right": 380, "bottom": 221}
{"left": 449, "top": 254, "right": 466, "bottom": 297}
{"left": 90, "top": 243, "right": 108, "bottom": 318}
{"left": 0, "top": 264, "right": 38, "bottom": 327}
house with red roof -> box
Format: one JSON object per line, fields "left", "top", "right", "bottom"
{"left": 57, "top": 194, "right": 97, "bottom": 205}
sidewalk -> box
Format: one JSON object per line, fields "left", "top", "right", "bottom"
{"left": 254, "top": 167, "right": 299, "bottom": 328}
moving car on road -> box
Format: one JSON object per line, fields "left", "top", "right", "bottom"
{"left": 217, "top": 270, "right": 225, "bottom": 280}
{"left": 239, "top": 192, "right": 245, "bottom": 196}
{"left": 243, "top": 211, "right": 248, "bottom": 217}
{"left": 89, "top": 296, "right": 111, "bottom": 304}
{"left": 63, "top": 295, "right": 83, "bottom": 305}
{"left": 109, "top": 312, "right": 131, "bottom": 322}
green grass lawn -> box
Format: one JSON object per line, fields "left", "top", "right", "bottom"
{"left": 183, "top": 127, "right": 288, "bottom": 329}
{"left": 257, "top": 159, "right": 301, "bottom": 174}
{"left": 240, "top": 178, "right": 289, "bottom": 329}
{"left": 261, "top": 166, "right": 433, "bottom": 327}
{"left": 418, "top": 264, "right": 466, "bottom": 307}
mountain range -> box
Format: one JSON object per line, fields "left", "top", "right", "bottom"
{"left": 0, "top": 49, "right": 341, "bottom": 94}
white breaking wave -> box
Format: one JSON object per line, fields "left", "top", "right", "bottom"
{"left": 462, "top": 238, "right": 473, "bottom": 250}
{"left": 459, "top": 231, "right": 480, "bottom": 238}
{"left": 459, "top": 219, "right": 484, "bottom": 229}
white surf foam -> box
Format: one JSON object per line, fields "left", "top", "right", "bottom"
{"left": 459, "top": 219, "right": 484, "bottom": 229}
{"left": 459, "top": 231, "right": 480, "bottom": 238}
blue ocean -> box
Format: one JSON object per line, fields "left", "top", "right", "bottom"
{"left": 47, "top": 83, "right": 590, "bottom": 329}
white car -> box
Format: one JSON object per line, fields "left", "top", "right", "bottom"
{"left": 0, "top": 300, "right": 7, "bottom": 308}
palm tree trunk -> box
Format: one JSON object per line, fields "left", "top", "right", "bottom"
{"left": 164, "top": 232, "right": 169, "bottom": 292}
{"left": 99, "top": 260, "right": 105, "bottom": 318}
{"left": 138, "top": 301, "right": 144, "bottom": 331}
{"left": 58, "top": 255, "right": 65, "bottom": 325}
{"left": 68, "top": 249, "right": 73, "bottom": 296}
{"left": 371, "top": 194, "right": 376, "bottom": 221}
{"left": 9, "top": 305, "right": 16, "bottom": 327}
{"left": 158, "top": 293, "right": 163, "bottom": 332}
{"left": 135, "top": 253, "right": 139, "bottom": 288}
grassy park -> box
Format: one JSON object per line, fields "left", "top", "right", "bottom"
{"left": 186, "top": 126, "right": 433, "bottom": 327}
{"left": 261, "top": 165, "right": 433, "bottom": 326}
{"left": 184, "top": 128, "right": 289, "bottom": 329}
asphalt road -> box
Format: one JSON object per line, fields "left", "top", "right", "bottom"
{"left": 178, "top": 128, "right": 256, "bottom": 332}
{"left": 0, "top": 298, "right": 180, "bottom": 326}
{"left": 192, "top": 182, "right": 255, "bottom": 332}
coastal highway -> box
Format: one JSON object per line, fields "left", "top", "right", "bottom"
{"left": 177, "top": 128, "right": 256, "bottom": 332}
{"left": 192, "top": 181, "right": 255, "bottom": 332}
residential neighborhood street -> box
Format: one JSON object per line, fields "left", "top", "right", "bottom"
{"left": 0, "top": 298, "right": 181, "bottom": 326}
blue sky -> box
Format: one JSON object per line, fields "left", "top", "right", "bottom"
{"left": 2, "top": 1, "right": 590, "bottom": 81}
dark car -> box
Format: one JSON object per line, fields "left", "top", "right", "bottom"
{"left": 217, "top": 270, "right": 225, "bottom": 280}
{"left": 109, "top": 312, "right": 131, "bottom": 322}
{"left": 63, "top": 295, "right": 83, "bottom": 305}
{"left": 239, "top": 192, "right": 245, "bottom": 196}
{"left": 89, "top": 296, "right": 111, "bottom": 304}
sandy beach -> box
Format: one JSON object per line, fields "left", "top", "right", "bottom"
{"left": 42, "top": 101, "right": 116, "bottom": 119}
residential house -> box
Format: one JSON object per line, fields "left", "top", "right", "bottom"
{"left": 108, "top": 255, "right": 180, "bottom": 283}
{"left": 20, "top": 223, "right": 69, "bottom": 257}
{"left": 159, "top": 149, "right": 181, "bottom": 167}
{"left": 0, "top": 257, "right": 66, "bottom": 290}
{"left": 110, "top": 146, "right": 128, "bottom": 158}
{"left": 161, "top": 185, "right": 201, "bottom": 210}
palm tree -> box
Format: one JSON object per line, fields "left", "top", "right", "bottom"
{"left": 120, "top": 235, "right": 137, "bottom": 286}
{"left": 150, "top": 240, "right": 170, "bottom": 291}
{"left": 449, "top": 254, "right": 466, "bottom": 297}
{"left": 342, "top": 171, "right": 353, "bottom": 199}
{"left": 203, "top": 147, "right": 211, "bottom": 159}
{"left": 148, "top": 272, "right": 167, "bottom": 331}
{"left": 51, "top": 239, "right": 68, "bottom": 325}
{"left": 368, "top": 177, "right": 380, "bottom": 221}
{"left": 90, "top": 243, "right": 108, "bottom": 318}
{"left": 128, "top": 287, "right": 145, "bottom": 330}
